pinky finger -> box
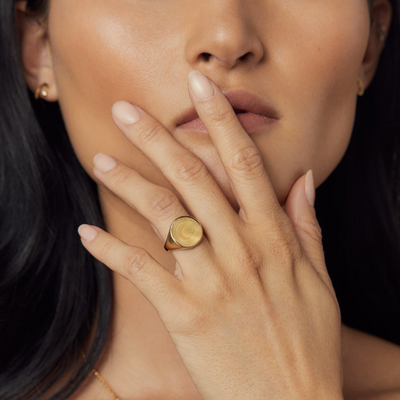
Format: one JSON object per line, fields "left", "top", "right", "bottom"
{"left": 77, "top": 224, "right": 185, "bottom": 316}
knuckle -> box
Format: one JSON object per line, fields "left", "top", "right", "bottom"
{"left": 147, "top": 190, "right": 180, "bottom": 219}
{"left": 113, "top": 169, "right": 132, "bottom": 188}
{"left": 207, "top": 101, "right": 237, "bottom": 127}
{"left": 270, "top": 236, "right": 294, "bottom": 260}
{"left": 228, "top": 146, "right": 264, "bottom": 177}
{"left": 170, "top": 154, "right": 208, "bottom": 184}
{"left": 136, "top": 123, "right": 164, "bottom": 146}
{"left": 292, "top": 217, "right": 323, "bottom": 244}
{"left": 124, "top": 248, "right": 148, "bottom": 276}
{"left": 268, "top": 223, "right": 302, "bottom": 264}
{"left": 99, "top": 238, "right": 114, "bottom": 257}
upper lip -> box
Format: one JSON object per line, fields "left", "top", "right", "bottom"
{"left": 175, "top": 89, "right": 280, "bottom": 127}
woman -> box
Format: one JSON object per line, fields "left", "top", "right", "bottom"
{"left": 1, "top": 0, "right": 400, "bottom": 399}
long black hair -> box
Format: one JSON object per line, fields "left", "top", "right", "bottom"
{"left": 0, "top": 1, "right": 112, "bottom": 399}
{"left": 317, "top": 1, "right": 400, "bottom": 345}
{"left": 0, "top": 0, "right": 399, "bottom": 399}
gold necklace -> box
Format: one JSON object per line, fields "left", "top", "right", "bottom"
{"left": 81, "top": 351, "right": 120, "bottom": 400}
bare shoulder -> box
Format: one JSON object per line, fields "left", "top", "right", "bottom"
{"left": 342, "top": 324, "right": 400, "bottom": 400}
{"left": 360, "top": 391, "right": 400, "bottom": 400}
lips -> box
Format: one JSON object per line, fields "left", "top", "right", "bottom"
{"left": 175, "top": 89, "right": 280, "bottom": 130}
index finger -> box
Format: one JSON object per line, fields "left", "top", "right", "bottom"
{"left": 187, "top": 70, "right": 282, "bottom": 223}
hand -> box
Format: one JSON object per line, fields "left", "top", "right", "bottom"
{"left": 78, "top": 70, "right": 343, "bottom": 400}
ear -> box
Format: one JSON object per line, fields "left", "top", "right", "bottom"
{"left": 15, "top": 0, "right": 58, "bottom": 102}
{"left": 360, "top": 0, "right": 392, "bottom": 90}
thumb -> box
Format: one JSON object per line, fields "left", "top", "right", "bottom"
{"left": 284, "top": 170, "right": 328, "bottom": 282}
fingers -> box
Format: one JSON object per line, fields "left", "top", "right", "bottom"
{"left": 92, "top": 153, "right": 214, "bottom": 269}
{"left": 92, "top": 154, "right": 186, "bottom": 240}
{"left": 111, "top": 100, "right": 238, "bottom": 244}
{"left": 77, "top": 223, "right": 185, "bottom": 317}
{"left": 284, "top": 170, "right": 333, "bottom": 292}
{"left": 187, "top": 70, "right": 284, "bottom": 224}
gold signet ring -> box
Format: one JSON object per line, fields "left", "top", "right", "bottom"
{"left": 164, "top": 216, "right": 203, "bottom": 251}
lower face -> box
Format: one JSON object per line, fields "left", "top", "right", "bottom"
{"left": 48, "top": 0, "right": 370, "bottom": 211}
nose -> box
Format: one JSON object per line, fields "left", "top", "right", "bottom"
{"left": 184, "top": 0, "right": 265, "bottom": 72}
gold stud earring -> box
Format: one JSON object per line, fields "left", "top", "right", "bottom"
{"left": 357, "top": 78, "right": 364, "bottom": 97}
{"left": 378, "top": 23, "right": 387, "bottom": 43}
{"left": 34, "top": 83, "right": 50, "bottom": 100}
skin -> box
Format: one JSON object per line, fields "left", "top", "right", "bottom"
{"left": 15, "top": 0, "right": 398, "bottom": 398}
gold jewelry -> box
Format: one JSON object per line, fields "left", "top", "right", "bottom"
{"left": 81, "top": 351, "right": 120, "bottom": 400}
{"left": 357, "top": 78, "right": 364, "bottom": 97}
{"left": 378, "top": 23, "right": 387, "bottom": 43}
{"left": 34, "top": 83, "right": 50, "bottom": 100}
{"left": 164, "top": 216, "right": 203, "bottom": 251}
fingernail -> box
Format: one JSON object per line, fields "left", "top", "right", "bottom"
{"left": 188, "top": 70, "right": 215, "bottom": 101}
{"left": 78, "top": 224, "right": 98, "bottom": 242}
{"left": 305, "top": 169, "right": 315, "bottom": 207}
{"left": 112, "top": 101, "right": 141, "bottom": 125}
{"left": 93, "top": 153, "right": 118, "bottom": 172}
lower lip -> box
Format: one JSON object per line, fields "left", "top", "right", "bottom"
{"left": 177, "top": 113, "right": 277, "bottom": 134}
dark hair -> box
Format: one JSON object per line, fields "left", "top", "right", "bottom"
{"left": 317, "top": 0, "right": 400, "bottom": 346}
{"left": 0, "top": 0, "right": 399, "bottom": 399}
{"left": 0, "top": 1, "right": 112, "bottom": 399}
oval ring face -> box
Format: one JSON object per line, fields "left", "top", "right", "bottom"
{"left": 171, "top": 216, "right": 203, "bottom": 248}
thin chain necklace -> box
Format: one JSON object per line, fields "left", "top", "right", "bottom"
{"left": 81, "top": 351, "right": 120, "bottom": 400}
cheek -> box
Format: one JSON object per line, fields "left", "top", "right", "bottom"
{"left": 47, "top": 0, "right": 177, "bottom": 187}
{"left": 258, "top": 0, "right": 370, "bottom": 201}
{"left": 47, "top": 0, "right": 371, "bottom": 207}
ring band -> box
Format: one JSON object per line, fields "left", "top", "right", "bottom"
{"left": 164, "top": 216, "right": 203, "bottom": 251}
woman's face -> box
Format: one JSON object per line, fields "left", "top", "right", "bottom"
{"left": 44, "top": 0, "right": 378, "bottom": 210}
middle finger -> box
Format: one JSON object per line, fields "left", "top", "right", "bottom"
{"left": 187, "top": 70, "right": 284, "bottom": 225}
{"left": 110, "top": 100, "right": 239, "bottom": 247}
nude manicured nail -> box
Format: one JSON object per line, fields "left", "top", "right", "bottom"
{"left": 112, "top": 101, "right": 141, "bottom": 125}
{"left": 188, "top": 70, "right": 215, "bottom": 101}
{"left": 305, "top": 169, "right": 315, "bottom": 207}
{"left": 93, "top": 153, "right": 118, "bottom": 172}
{"left": 78, "top": 224, "right": 98, "bottom": 242}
